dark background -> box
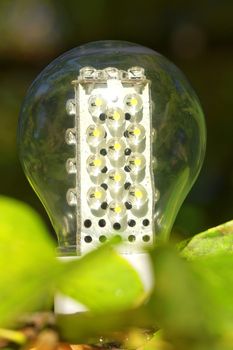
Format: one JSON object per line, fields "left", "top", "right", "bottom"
{"left": 0, "top": 0, "right": 232, "bottom": 240}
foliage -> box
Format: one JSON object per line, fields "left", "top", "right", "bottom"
{"left": 179, "top": 220, "right": 233, "bottom": 259}
{"left": 0, "top": 196, "right": 143, "bottom": 326}
{"left": 0, "top": 196, "right": 57, "bottom": 327}
{"left": 1, "top": 195, "right": 233, "bottom": 349}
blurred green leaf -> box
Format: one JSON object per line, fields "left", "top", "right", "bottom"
{"left": 58, "top": 245, "right": 145, "bottom": 313}
{"left": 147, "top": 245, "right": 233, "bottom": 349}
{"left": 57, "top": 306, "right": 156, "bottom": 344}
{"left": 0, "top": 196, "right": 58, "bottom": 327}
{"left": 149, "top": 247, "right": 217, "bottom": 340}
{"left": 194, "top": 253, "right": 233, "bottom": 332}
{"left": 180, "top": 220, "right": 233, "bottom": 259}
{"left": 0, "top": 196, "right": 145, "bottom": 328}
{"left": 58, "top": 243, "right": 233, "bottom": 349}
{"left": 3, "top": 193, "right": 233, "bottom": 350}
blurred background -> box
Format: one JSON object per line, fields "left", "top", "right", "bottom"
{"left": 0, "top": 0, "right": 232, "bottom": 240}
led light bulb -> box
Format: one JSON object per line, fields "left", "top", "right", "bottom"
{"left": 125, "top": 123, "right": 146, "bottom": 151}
{"left": 108, "top": 201, "right": 127, "bottom": 228}
{"left": 88, "top": 94, "right": 107, "bottom": 121}
{"left": 107, "top": 138, "right": 126, "bottom": 166}
{"left": 126, "top": 153, "right": 146, "bottom": 181}
{"left": 86, "top": 154, "right": 107, "bottom": 184}
{"left": 87, "top": 186, "right": 107, "bottom": 216}
{"left": 86, "top": 124, "right": 106, "bottom": 149}
{"left": 18, "top": 41, "right": 206, "bottom": 311}
{"left": 108, "top": 168, "right": 126, "bottom": 198}
{"left": 106, "top": 107, "right": 125, "bottom": 136}
{"left": 124, "top": 93, "right": 143, "bottom": 122}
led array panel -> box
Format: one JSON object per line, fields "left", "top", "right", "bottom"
{"left": 66, "top": 67, "right": 158, "bottom": 254}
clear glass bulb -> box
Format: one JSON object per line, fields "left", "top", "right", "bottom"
{"left": 18, "top": 41, "right": 206, "bottom": 256}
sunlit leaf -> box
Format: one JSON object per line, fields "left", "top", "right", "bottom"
{"left": 0, "top": 196, "right": 58, "bottom": 327}
{"left": 180, "top": 220, "right": 233, "bottom": 259}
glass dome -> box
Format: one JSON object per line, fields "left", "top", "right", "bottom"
{"left": 18, "top": 41, "right": 206, "bottom": 256}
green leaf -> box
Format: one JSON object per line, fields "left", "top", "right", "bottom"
{"left": 0, "top": 196, "right": 58, "bottom": 327}
{"left": 194, "top": 253, "right": 233, "bottom": 331}
{"left": 57, "top": 306, "right": 156, "bottom": 344}
{"left": 148, "top": 246, "right": 233, "bottom": 349}
{"left": 149, "top": 247, "right": 217, "bottom": 339}
{"left": 58, "top": 244, "right": 233, "bottom": 347}
{"left": 180, "top": 220, "right": 233, "bottom": 260}
{"left": 57, "top": 244, "right": 145, "bottom": 313}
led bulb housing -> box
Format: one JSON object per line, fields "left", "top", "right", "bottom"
{"left": 71, "top": 65, "right": 155, "bottom": 253}
{"left": 18, "top": 41, "right": 206, "bottom": 256}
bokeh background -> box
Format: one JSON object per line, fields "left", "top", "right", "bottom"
{"left": 0, "top": 0, "right": 232, "bottom": 240}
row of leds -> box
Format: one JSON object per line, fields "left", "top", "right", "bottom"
{"left": 85, "top": 89, "right": 150, "bottom": 232}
